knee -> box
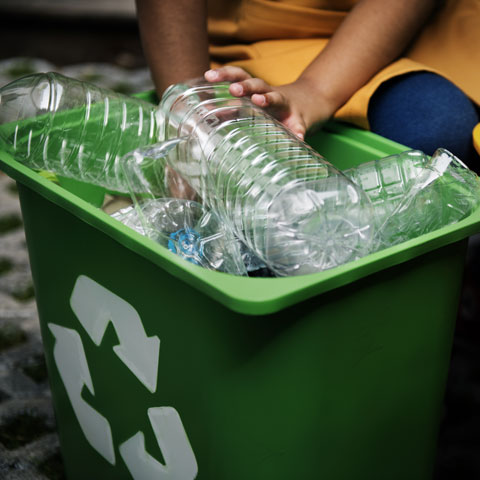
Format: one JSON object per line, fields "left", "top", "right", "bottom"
{"left": 368, "top": 72, "right": 480, "bottom": 169}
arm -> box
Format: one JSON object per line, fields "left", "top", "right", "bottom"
{"left": 206, "top": 0, "right": 439, "bottom": 138}
{"left": 135, "top": 0, "right": 210, "bottom": 95}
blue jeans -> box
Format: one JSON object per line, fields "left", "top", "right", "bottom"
{"left": 367, "top": 72, "right": 480, "bottom": 171}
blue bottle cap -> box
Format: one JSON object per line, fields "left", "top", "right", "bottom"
{"left": 168, "top": 227, "right": 204, "bottom": 265}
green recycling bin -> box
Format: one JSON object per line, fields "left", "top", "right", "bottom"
{"left": 1, "top": 94, "right": 479, "bottom": 480}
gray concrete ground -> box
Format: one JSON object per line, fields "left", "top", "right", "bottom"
{"left": 1, "top": 3, "right": 480, "bottom": 479}
{"left": 0, "top": 172, "right": 63, "bottom": 480}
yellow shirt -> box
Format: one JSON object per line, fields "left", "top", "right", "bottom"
{"left": 207, "top": 0, "right": 480, "bottom": 129}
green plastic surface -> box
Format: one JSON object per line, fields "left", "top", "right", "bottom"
{"left": 1, "top": 91, "right": 479, "bottom": 480}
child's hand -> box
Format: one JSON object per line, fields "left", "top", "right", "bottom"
{"left": 204, "top": 66, "right": 335, "bottom": 140}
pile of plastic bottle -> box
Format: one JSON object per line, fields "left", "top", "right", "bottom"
{"left": 1, "top": 72, "right": 480, "bottom": 277}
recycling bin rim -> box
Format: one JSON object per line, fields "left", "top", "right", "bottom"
{"left": 1, "top": 122, "right": 480, "bottom": 316}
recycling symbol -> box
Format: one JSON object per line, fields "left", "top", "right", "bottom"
{"left": 48, "top": 274, "right": 198, "bottom": 479}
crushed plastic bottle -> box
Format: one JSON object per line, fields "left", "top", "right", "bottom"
{"left": 0, "top": 72, "right": 163, "bottom": 192}
{"left": 154, "top": 80, "right": 375, "bottom": 276}
{"left": 111, "top": 198, "right": 247, "bottom": 275}
{"left": 345, "top": 148, "right": 480, "bottom": 249}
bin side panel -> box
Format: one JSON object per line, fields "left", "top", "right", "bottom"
{"left": 200, "top": 244, "right": 464, "bottom": 480}
{"left": 18, "top": 184, "right": 464, "bottom": 480}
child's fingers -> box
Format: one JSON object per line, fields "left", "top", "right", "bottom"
{"left": 204, "top": 66, "right": 251, "bottom": 83}
{"left": 283, "top": 119, "right": 306, "bottom": 140}
{"left": 230, "top": 78, "right": 272, "bottom": 97}
{"left": 252, "top": 91, "right": 287, "bottom": 108}
{"left": 252, "top": 92, "right": 306, "bottom": 140}
{"left": 205, "top": 70, "right": 306, "bottom": 140}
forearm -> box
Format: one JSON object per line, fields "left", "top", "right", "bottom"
{"left": 135, "top": 0, "right": 210, "bottom": 95}
{"left": 297, "top": 0, "right": 439, "bottom": 125}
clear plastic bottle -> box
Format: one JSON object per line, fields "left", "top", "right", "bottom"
{"left": 158, "top": 80, "right": 375, "bottom": 276}
{"left": 345, "top": 148, "right": 480, "bottom": 249}
{"left": 0, "top": 72, "right": 163, "bottom": 193}
{"left": 344, "top": 149, "right": 430, "bottom": 247}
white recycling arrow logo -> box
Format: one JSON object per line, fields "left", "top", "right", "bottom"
{"left": 70, "top": 274, "right": 160, "bottom": 393}
{"left": 120, "top": 407, "right": 199, "bottom": 480}
{"left": 49, "top": 323, "right": 116, "bottom": 465}
{"left": 48, "top": 274, "right": 198, "bottom": 479}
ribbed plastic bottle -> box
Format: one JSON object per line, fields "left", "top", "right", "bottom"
{"left": 344, "top": 149, "right": 429, "bottom": 248}
{"left": 158, "top": 80, "right": 375, "bottom": 276}
{"left": 345, "top": 148, "right": 480, "bottom": 249}
{"left": 0, "top": 72, "right": 163, "bottom": 193}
